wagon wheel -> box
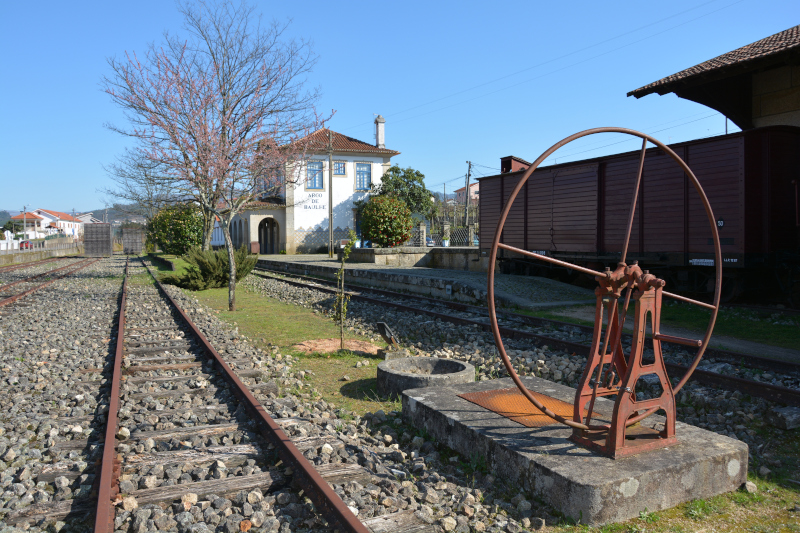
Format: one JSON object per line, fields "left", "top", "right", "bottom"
{"left": 487, "top": 127, "right": 722, "bottom": 431}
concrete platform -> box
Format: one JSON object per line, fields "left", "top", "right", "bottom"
{"left": 402, "top": 377, "right": 748, "bottom": 525}
{"left": 257, "top": 254, "right": 593, "bottom": 309}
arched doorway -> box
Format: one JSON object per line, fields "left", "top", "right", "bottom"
{"left": 258, "top": 218, "right": 280, "bottom": 254}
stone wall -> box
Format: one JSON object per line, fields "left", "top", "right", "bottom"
{"left": 0, "top": 245, "right": 84, "bottom": 267}
{"left": 293, "top": 227, "right": 354, "bottom": 253}
{"left": 342, "top": 247, "right": 489, "bottom": 272}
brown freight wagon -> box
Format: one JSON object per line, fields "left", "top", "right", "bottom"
{"left": 478, "top": 125, "right": 800, "bottom": 303}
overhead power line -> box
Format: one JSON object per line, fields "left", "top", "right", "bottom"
{"left": 340, "top": 0, "right": 745, "bottom": 132}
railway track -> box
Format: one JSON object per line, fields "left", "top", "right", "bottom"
{"left": 0, "top": 259, "right": 98, "bottom": 310}
{"left": 5, "top": 258, "right": 433, "bottom": 531}
{"left": 252, "top": 266, "right": 800, "bottom": 407}
{"left": 0, "top": 256, "right": 72, "bottom": 274}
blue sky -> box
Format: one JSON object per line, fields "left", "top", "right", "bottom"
{"left": 0, "top": 0, "right": 796, "bottom": 212}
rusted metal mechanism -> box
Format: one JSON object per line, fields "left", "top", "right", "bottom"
{"left": 487, "top": 127, "right": 722, "bottom": 458}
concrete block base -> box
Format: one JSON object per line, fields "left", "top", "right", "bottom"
{"left": 402, "top": 377, "right": 748, "bottom": 525}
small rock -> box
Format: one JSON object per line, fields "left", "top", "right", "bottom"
{"left": 246, "top": 490, "right": 263, "bottom": 505}
{"left": 239, "top": 519, "right": 252, "bottom": 532}
{"left": 340, "top": 375, "right": 350, "bottom": 381}
{"left": 182, "top": 492, "right": 199, "bottom": 510}
{"left": 531, "top": 517, "right": 546, "bottom": 530}
{"left": 440, "top": 516, "right": 457, "bottom": 532}
{"left": 122, "top": 495, "right": 138, "bottom": 512}
{"left": 759, "top": 466, "right": 772, "bottom": 477}
{"left": 506, "top": 521, "right": 523, "bottom": 533}
{"left": 423, "top": 489, "right": 440, "bottom": 504}
{"left": 117, "top": 427, "right": 131, "bottom": 441}
{"left": 744, "top": 481, "right": 758, "bottom": 494}
{"left": 767, "top": 406, "right": 800, "bottom": 430}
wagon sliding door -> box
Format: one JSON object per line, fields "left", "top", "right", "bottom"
{"left": 643, "top": 150, "right": 686, "bottom": 260}
{"left": 551, "top": 164, "right": 598, "bottom": 253}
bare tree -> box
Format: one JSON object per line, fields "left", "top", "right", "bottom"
{"left": 101, "top": 149, "right": 180, "bottom": 221}
{"left": 103, "top": 0, "right": 328, "bottom": 309}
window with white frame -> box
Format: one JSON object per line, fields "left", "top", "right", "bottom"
{"left": 307, "top": 161, "right": 323, "bottom": 189}
{"left": 355, "top": 163, "right": 371, "bottom": 190}
{"left": 333, "top": 161, "right": 346, "bottom": 176}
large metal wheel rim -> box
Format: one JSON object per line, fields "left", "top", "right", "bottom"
{"left": 487, "top": 127, "right": 722, "bottom": 431}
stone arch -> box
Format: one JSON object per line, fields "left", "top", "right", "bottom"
{"left": 258, "top": 217, "right": 280, "bottom": 254}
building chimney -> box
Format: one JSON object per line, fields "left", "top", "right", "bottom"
{"left": 500, "top": 155, "right": 531, "bottom": 174}
{"left": 374, "top": 115, "right": 385, "bottom": 148}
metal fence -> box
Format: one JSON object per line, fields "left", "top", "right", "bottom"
{"left": 398, "top": 224, "right": 479, "bottom": 247}
{"left": 0, "top": 241, "right": 80, "bottom": 255}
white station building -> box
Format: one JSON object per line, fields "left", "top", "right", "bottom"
{"left": 211, "top": 116, "right": 400, "bottom": 254}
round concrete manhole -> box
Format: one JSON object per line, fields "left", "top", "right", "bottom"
{"left": 377, "top": 357, "right": 475, "bottom": 398}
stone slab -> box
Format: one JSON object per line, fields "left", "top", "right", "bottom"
{"left": 402, "top": 376, "right": 748, "bottom": 525}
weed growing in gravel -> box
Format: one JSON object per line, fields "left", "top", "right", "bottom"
{"left": 684, "top": 498, "right": 719, "bottom": 520}
{"left": 638, "top": 507, "right": 659, "bottom": 523}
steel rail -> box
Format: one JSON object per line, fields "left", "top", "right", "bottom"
{"left": 0, "top": 259, "right": 98, "bottom": 308}
{"left": 0, "top": 259, "right": 87, "bottom": 292}
{"left": 141, "top": 261, "right": 371, "bottom": 533}
{"left": 94, "top": 258, "right": 128, "bottom": 532}
{"left": 0, "top": 256, "right": 70, "bottom": 274}
{"left": 253, "top": 267, "right": 800, "bottom": 376}
{"left": 251, "top": 268, "right": 800, "bottom": 407}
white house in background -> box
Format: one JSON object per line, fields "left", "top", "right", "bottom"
{"left": 9, "top": 212, "right": 46, "bottom": 239}
{"left": 211, "top": 115, "right": 400, "bottom": 253}
{"left": 29, "top": 209, "right": 83, "bottom": 237}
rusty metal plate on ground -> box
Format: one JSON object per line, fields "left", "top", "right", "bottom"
{"left": 459, "top": 387, "right": 604, "bottom": 428}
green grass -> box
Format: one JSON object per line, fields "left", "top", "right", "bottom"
{"left": 189, "top": 285, "right": 396, "bottom": 415}
{"left": 149, "top": 253, "right": 192, "bottom": 277}
{"left": 514, "top": 300, "right": 800, "bottom": 351}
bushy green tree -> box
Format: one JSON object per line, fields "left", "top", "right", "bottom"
{"left": 371, "top": 165, "right": 432, "bottom": 214}
{"left": 361, "top": 196, "right": 412, "bottom": 248}
{"left": 147, "top": 204, "right": 203, "bottom": 255}
{"left": 161, "top": 246, "right": 256, "bottom": 290}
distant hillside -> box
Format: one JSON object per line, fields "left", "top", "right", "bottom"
{"left": 84, "top": 204, "right": 147, "bottom": 223}
{"left": 0, "top": 211, "right": 11, "bottom": 226}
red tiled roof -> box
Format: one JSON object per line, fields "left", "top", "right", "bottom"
{"left": 629, "top": 24, "right": 800, "bottom": 97}
{"left": 11, "top": 212, "right": 43, "bottom": 220}
{"left": 302, "top": 128, "right": 400, "bottom": 156}
{"left": 37, "top": 209, "right": 81, "bottom": 222}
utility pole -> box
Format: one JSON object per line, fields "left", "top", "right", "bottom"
{"left": 328, "top": 130, "right": 334, "bottom": 258}
{"left": 464, "top": 161, "right": 472, "bottom": 227}
{"left": 443, "top": 184, "right": 447, "bottom": 224}
{"left": 22, "top": 205, "right": 27, "bottom": 242}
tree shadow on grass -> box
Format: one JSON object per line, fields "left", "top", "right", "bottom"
{"left": 340, "top": 377, "right": 401, "bottom": 404}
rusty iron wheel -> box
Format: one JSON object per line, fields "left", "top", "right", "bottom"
{"left": 487, "top": 127, "right": 722, "bottom": 431}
